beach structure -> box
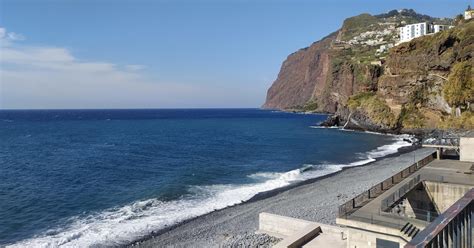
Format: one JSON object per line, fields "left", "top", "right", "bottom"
{"left": 257, "top": 213, "right": 347, "bottom": 248}
{"left": 337, "top": 157, "right": 473, "bottom": 248}
{"left": 398, "top": 22, "right": 454, "bottom": 43}
{"left": 259, "top": 138, "right": 474, "bottom": 248}
{"left": 460, "top": 137, "right": 474, "bottom": 162}
{"left": 422, "top": 135, "right": 474, "bottom": 162}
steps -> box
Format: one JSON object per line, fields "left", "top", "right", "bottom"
{"left": 400, "top": 222, "right": 420, "bottom": 239}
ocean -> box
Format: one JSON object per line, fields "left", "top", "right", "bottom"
{"left": 0, "top": 109, "right": 412, "bottom": 247}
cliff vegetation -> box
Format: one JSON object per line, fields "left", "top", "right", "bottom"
{"left": 263, "top": 9, "right": 473, "bottom": 132}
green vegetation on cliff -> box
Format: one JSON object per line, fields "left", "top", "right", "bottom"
{"left": 264, "top": 9, "right": 471, "bottom": 132}
{"left": 347, "top": 92, "right": 397, "bottom": 128}
{"left": 341, "top": 14, "right": 379, "bottom": 41}
{"left": 399, "top": 105, "right": 425, "bottom": 129}
{"left": 439, "top": 112, "right": 474, "bottom": 129}
{"left": 383, "top": 20, "right": 474, "bottom": 130}
{"left": 291, "top": 100, "right": 319, "bottom": 112}
{"left": 443, "top": 61, "right": 473, "bottom": 114}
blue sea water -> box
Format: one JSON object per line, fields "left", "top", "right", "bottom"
{"left": 0, "top": 109, "right": 411, "bottom": 247}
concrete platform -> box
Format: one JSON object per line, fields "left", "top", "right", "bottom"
{"left": 336, "top": 158, "right": 474, "bottom": 247}
{"left": 257, "top": 212, "right": 347, "bottom": 248}
{"left": 303, "top": 232, "right": 346, "bottom": 248}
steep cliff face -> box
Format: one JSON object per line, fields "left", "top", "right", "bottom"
{"left": 378, "top": 20, "right": 473, "bottom": 130}
{"left": 263, "top": 10, "right": 446, "bottom": 112}
{"left": 263, "top": 10, "right": 472, "bottom": 131}
{"left": 262, "top": 33, "right": 335, "bottom": 110}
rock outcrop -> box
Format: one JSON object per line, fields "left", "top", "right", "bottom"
{"left": 263, "top": 9, "right": 473, "bottom": 132}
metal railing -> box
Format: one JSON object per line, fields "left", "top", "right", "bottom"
{"left": 405, "top": 188, "right": 474, "bottom": 248}
{"left": 381, "top": 175, "right": 422, "bottom": 211}
{"left": 389, "top": 206, "right": 439, "bottom": 223}
{"left": 338, "top": 152, "right": 435, "bottom": 217}
{"left": 422, "top": 137, "right": 460, "bottom": 147}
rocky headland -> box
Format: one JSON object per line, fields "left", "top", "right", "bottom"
{"left": 263, "top": 9, "right": 473, "bottom": 136}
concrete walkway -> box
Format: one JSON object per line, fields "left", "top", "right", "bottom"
{"left": 341, "top": 158, "right": 474, "bottom": 231}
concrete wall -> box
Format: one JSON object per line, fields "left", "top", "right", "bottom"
{"left": 337, "top": 218, "right": 407, "bottom": 248}
{"left": 259, "top": 213, "right": 347, "bottom": 248}
{"left": 346, "top": 226, "right": 406, "bottom": 248}
{"left": 401, "top": 183, "right": 438, "bottom": 221}
{"left": 424, "top": 181, "right": 472, "bottom": 212}
{"left": 258, "top": 212, "right": 315, "bottom": 238}
{"left": 460, "top": 137, "right": 474, "bottom": 162}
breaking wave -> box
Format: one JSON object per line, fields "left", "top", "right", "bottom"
{"left": 8, "top": 134, "right": 413, "bottom": 248}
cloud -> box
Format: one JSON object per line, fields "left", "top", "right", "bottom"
{"left": 0, "top": 27, "right": 25, "bottom": 46}
{"left": 7, "top": 32, "right": 25, "bottom": 41}
{"left": 0, "top": 45, "right": 193, "bottom": 109}
{"left": 125, "top": 64, "right": 146, "bottom": 71}
{"left": 0, "top": 27, "right": 256, "bottom": 109}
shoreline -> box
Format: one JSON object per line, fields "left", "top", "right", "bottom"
{"left": 129, "top": 144, "right": 427, "bottom": 247}
{"left": 5, "top": 114, "right": 418, "bottom": 248}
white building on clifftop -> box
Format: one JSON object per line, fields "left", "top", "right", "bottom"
{"left": 465, "top": 5, "right": 474, "bottom": 20}
{"left": 399, "top": 22, "right": 429, "bottom": 42}
{"left": 399, "top": 22, "right": 454, "bottom": 43}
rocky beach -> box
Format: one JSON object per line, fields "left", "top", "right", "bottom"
{"left": 132, "top": 148, "right": 435, "bottom": 248}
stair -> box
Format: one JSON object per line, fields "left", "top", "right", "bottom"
{"left": 400, "top": 222, "right": 420, "bottom": 239}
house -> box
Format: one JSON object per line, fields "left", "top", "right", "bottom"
{"left": 433, "top": 24, "right": 453, "bottom": 33}
{"left": 465, "top": 5, "right": 474, "bottom": 20}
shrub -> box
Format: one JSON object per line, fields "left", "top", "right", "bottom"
{"left": 347, "top": 92, "right": 397, "bottom": 127}
{"left": 399, "top": 105, "right": 425, "bottom": 129}
{"left": 443, "top": 61, "right": 473, "bottom": 111}
{"left": 438, "top": 111, "right": 474, "bottom": 129}
{"left": 302, "top": 101, "right": 318, "bottom": 111}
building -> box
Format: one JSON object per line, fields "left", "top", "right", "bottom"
{"left": 399, "top": 22, "right": 454, "bottom": 43}
{"left": 465, "top": 5, "right": 474, "bottom": 20}
{"left": 433, "top": 24, "right": 453, "bottom": 33}
{"left": 460, "top": 136, "right": 474, "bottom": 162}
{"left": 399, "top": 22, "right": 430, "bottom": 43}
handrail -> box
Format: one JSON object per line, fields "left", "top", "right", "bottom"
{"left": 338, "top": 152, "right": 435, "bottom": 217}
{"left": 405, "top": 188, "right": 474, "bottom": 247}
{"left": 380, "top": 175, "right": 421, "bottom": 211}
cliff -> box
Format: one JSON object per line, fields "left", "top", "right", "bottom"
{"left": 263, "top": 10, "right": 473, "bottom": 132}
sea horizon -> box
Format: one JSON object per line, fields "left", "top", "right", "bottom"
{"left": 2, "top": 1, "right": 471, "bottom": 246}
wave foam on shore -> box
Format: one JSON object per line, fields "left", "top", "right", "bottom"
{"left": 9, "top": 135, "right": 413, "bottom": 248}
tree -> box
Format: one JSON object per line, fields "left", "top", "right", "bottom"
{"left": 454, "top": 14, "right": 464, "bottom": 25}
{"left": 443, "top": 61, "right": 473, "bottom": 116}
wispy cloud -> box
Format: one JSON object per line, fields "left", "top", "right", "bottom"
{"left": 0, "top": 27, "right": 251, "bottom": 109}
{"left": 0, "top": 27, "right": 25, "bottom": 45}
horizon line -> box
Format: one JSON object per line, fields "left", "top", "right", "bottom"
{"left": 0, "top": 107, "right": 267, "bottom": 111}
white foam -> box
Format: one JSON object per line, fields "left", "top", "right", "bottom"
{"left": 9, "top": 133, "right": 414, "bottom": 248}
{"left": 366, "top": 137, "right": 413, "bottom": 158}
{"left": 309, "top": 125, "right": 340, "bottom": 129}
{"left": 8, "top": 168, "right": 309, "bottom": 248}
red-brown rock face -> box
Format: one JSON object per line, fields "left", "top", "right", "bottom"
{"left": 262, "top": 34, "right": 335, "bottom": 110}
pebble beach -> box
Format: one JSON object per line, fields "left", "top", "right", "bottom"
{"left": 132, "top": 148, "right": 435, "bottom": 248}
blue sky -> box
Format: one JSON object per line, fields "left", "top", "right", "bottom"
{"left": 0, "top": 0, "right": 470, "bottom": 109}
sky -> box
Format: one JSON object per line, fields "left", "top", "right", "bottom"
{"left": 0, "top": 0, "right": 470, "bottom": 109}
